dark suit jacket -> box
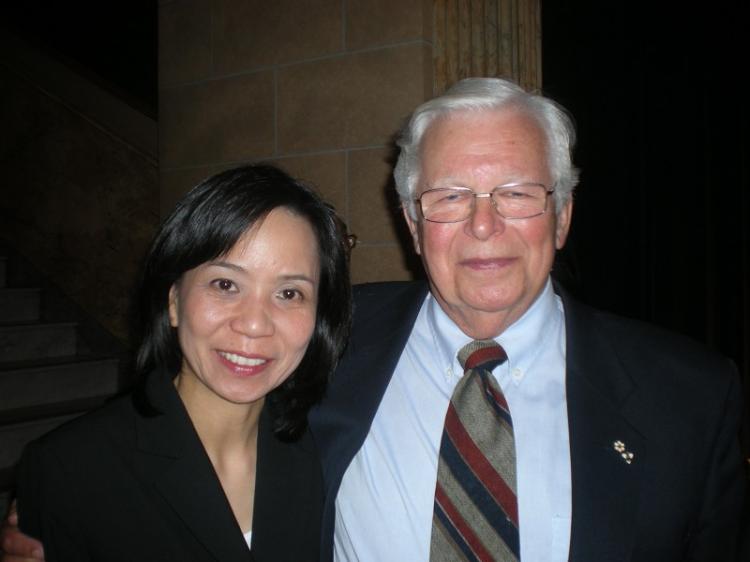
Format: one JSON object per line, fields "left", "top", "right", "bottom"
{"left": 17, "top": 368, "right": 322, "bottom": 562}
{"left": 310, "top": 281, "right": 745, "bottom": 561}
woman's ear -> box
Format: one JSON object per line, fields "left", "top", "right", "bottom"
{"left": 168, "top": 284, "right": 179, "bottom": 328}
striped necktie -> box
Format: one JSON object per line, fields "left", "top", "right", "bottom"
{"left": 430, "top": 339, "right": 519, "bottom": 561}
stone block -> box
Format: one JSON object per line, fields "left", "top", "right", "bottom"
{"left": 348, "top": 147, "right": 406, "bottom": 245}
{"left": 273, "top": 152, "right": 348, "bottom": 220}
{"left": 278, "top": 44, "right": 432, "bottom": 152}
{"left": 213, "top": 0, "right": 343, "bottom": 74}
{"left": 160, "top": 71, "right": 275, "bottom": 168}
{"left": 346, "top": 0, "right": 432, "bottom": 50}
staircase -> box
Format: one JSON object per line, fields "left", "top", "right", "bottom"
{"left": 0, "top": 250, "right": 126, "bottom": 516}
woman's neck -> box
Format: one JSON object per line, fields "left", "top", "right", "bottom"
{"left": 173, "top": 372, "right": 263, "bottom": 457}
{"left": 173, "top": 371, "right": 261, "bottom": 533}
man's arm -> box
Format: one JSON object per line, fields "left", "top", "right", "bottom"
{"left": 1, "top": 502, "right": 44, "bottom": 561}
{"left": 686, "top": 364, "right": 746, "bottom": 559}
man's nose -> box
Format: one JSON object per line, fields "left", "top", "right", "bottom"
{"left": 466, "top": 193, "right": 505, "bottom": 240}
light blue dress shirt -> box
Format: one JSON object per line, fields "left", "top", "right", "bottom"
{"left": 334, "top": 279, "right": 572, "bottom": 562}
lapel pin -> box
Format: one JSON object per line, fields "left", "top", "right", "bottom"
{"left": 613, "top": 440, "right": 634, "bottom": 464}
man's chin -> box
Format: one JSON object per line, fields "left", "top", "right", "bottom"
{"left": 437, "top": 292, "right": 528, "bottom": 338}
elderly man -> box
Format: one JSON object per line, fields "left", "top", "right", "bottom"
{"left": 310, "top": 78, "right": 745, "bottom": 561}
{"left": 2, "top": 78, "right": 745, "bottom": 561}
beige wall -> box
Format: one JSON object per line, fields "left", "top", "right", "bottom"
{"left": 159, "top": 0, "right": 434, "bottom": 283}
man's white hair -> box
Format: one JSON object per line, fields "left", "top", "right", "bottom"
{"left": 394, "top": 77, "right": 580, "bottom": 219}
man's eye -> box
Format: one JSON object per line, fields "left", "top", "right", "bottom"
{"left": 440, "top": 191, "right": 468, "bottom": 203}
{"left": 501, "top": 190, "right": 531, "bottom": 199}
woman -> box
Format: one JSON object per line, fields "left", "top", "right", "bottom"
{"left": 11, "top": 164, "right": 351, "bottom": 561}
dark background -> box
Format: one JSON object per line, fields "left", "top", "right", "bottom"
{"left": 3, "top": 2, "right": 747, "bottom": 440}
{"left": 542, "top": 2, "right": 749, "bottom": 440}
{"left": 2, "top": 1, "right": 157, "bottom": 118}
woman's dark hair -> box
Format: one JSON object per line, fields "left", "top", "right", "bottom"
{"left": 134, "top": 164, "right": 352, "bottom": 440}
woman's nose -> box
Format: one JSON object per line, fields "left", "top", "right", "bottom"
{"left": 230, "top": 299, "right": 274, "bottom": 337}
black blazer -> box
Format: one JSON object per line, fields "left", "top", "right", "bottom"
{"left": 310, "top": 281, "right": 745, "bottom": 561}
{"left": 17, "top": 369, "right": 322, "bottom": 562}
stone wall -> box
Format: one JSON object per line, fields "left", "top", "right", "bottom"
{"left": 159, "top": 0, "right": 434, "bottom": 282}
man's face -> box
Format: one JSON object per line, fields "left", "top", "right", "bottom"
{"left": 404, "top": 109, "right": 573, "bottom": 339}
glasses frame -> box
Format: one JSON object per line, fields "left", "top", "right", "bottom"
{"left": 414, "top": 182, "right": 556, "bottom": 223}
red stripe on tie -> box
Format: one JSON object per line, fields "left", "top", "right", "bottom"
{"left": 464, "top": 346, "right": 506, "bottom": 370}
{"left": 445, "top": 405, "right": 519, "bottom": 526}
{"left": 435, "top": 484, "right": 498, "bottom": 562}
{"left": 481, "top": 377, "right": 510, "bottom": 413}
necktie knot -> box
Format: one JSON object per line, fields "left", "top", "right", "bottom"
{"left": 458, "top": 339, "right": 508, "bottom": 373}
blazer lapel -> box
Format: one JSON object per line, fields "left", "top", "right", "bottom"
{"left": 135, "top": 370, "right": 251, "bottom": 561}
{"left": 561, "top": 293, "right": 646, "bottom": 562}
{"left": 251, "top": 409, "right": 322, "bottom": 561}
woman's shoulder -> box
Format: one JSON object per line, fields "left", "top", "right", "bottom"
{"left": 25, "top": 392, "right": 138, "bottom": 459}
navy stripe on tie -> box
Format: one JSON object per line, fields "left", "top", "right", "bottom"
{"left": 441, "top": 430, "right": 521, "bottom": 556}
{"left": 434, "top": 491, "right": 482, "bottom": 562}
{"left": 473, "top": 374, "right": 513, "bottom": 428}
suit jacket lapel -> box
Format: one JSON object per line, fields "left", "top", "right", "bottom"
{"left": 135, "top": 370, "right": 251, "bottom": 562}
{"left": 251, "top": 408, "right": 322, "bottom": 562}
{"left": 561, "top": 291, "right": 646, "bottom": 561}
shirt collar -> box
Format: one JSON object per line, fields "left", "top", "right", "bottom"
{"left": 426, "top": 278, "right": 559, "bottom": 383}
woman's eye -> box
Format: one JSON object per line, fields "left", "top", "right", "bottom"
{"left": 213, "top": 279, "right": 236, "bottom": 292}
{"left": 279, "top": 288, "right": 302, "bottom": 301}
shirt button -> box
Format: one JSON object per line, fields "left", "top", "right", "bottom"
{"left": 512, "top": 368, "right": 523, "bottom": 380}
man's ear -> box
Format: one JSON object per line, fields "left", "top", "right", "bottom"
{"left": 555, "top": 199, "right": 574, "bottom": 250}
{"left": 168, "top": 285, "right": 180, "bottom": 328}
{"left": 403, "top": 206, "right": 422, "bottom": 255}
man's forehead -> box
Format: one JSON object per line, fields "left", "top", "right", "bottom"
{"left": 417, "top": 109, "right": 548, "bottom": 183}
{"left": 423, "top": 105, "right": 537, "bottom": 134}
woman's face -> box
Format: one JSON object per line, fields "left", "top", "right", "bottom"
{"left": 168, "top": 207, "right": 320, "bottom": 406}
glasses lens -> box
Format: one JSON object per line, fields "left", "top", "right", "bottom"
{"left": 493, "top": 184, "right": 548, "bottom": 218}
{"left": 420, "top": 189, "right": 473, "bottom": 222}
{"left": 419, "top": 184, "right": 550, "bottom": 222}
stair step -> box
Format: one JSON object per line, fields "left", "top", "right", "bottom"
{"left": 0, "top": 357, "right": 120, "bottom": 412}
{"left": 0, "top": 288, "right": 41, "bottom": 323}
{"left": 0, "top": 394, "right": 111, "bottom": 427}
{"left": 0, "top": 322, "right": 77, "bottom": 362}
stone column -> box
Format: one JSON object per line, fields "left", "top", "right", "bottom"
{"left": 433, "top": 0, "right": 541, "bottom": 94}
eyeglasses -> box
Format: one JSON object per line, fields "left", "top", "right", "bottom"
{"left": 414, "top": 183, "right": 555, "bottom": 223}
